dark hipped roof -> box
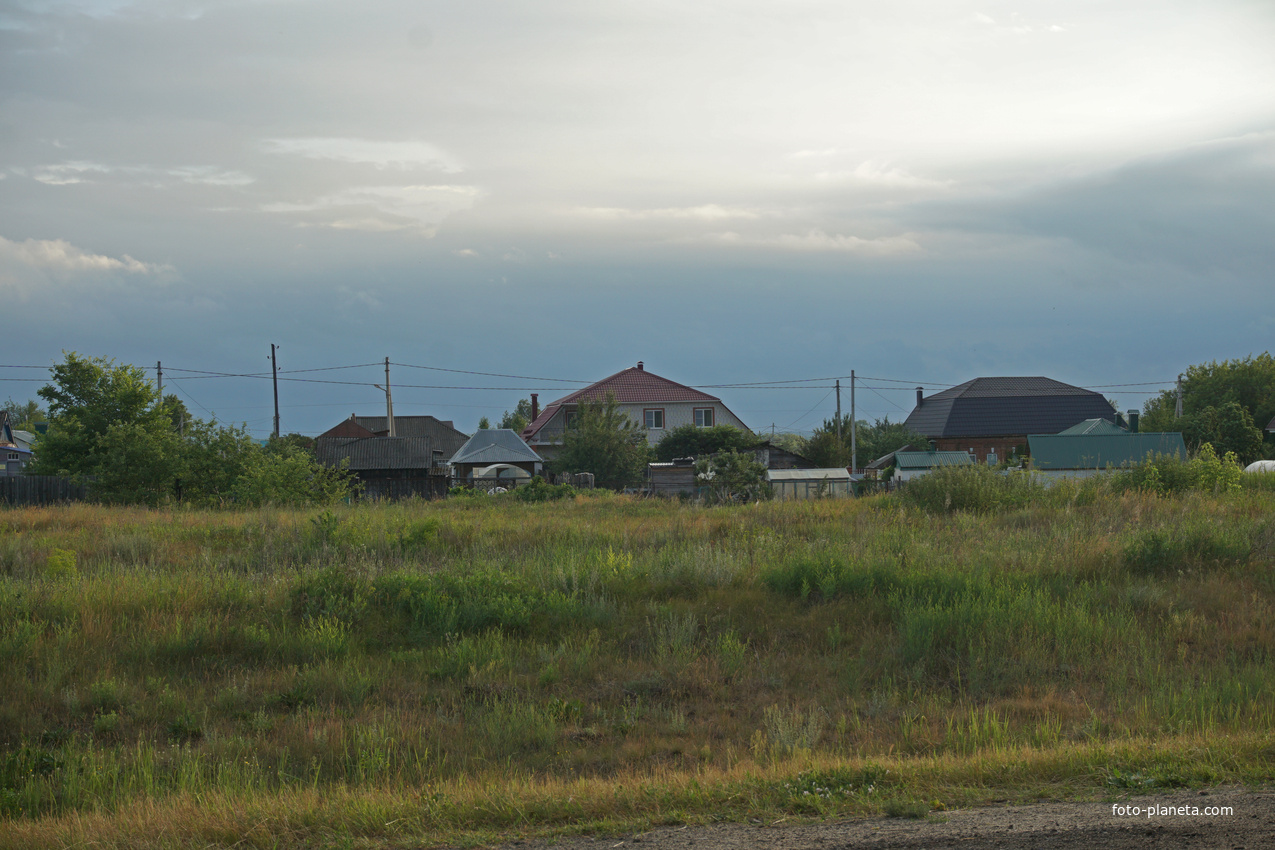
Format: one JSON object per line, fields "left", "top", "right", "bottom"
{"left": 904, "top": 377, "right": 1115, "bottom": 439}
{"left": 450, "top": 429, "right": 543, "bottom": 466}
{"left": 314, "top": 436, "right": 443, "bottom": 471}
{"left": 1028, "top": 432, "right": 1187, "bottom": 470}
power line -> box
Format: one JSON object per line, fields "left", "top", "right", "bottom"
{"left": 781, "top": 388, "right": 835, "bottom": 431}
{"left": 392, "top": 361, "right": 588, "bottom": 383}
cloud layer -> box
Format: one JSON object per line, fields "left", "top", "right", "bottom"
{"left": 1, "top": 1, "right": 1272, "bottom": 435}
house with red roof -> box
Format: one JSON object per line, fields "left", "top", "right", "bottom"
{"left": 521, "top": 361, "right": 750, "bottom": 460}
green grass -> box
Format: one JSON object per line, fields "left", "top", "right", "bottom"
{"left": 1, "top": 488, "right": 1274, "bottom": 847}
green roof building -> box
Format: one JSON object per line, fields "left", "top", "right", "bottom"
{"left": 1027, "top": 432, "right": 1186, "bottom": 478}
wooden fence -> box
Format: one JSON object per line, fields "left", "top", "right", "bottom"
{"left": 358, "top": 476, "right": 451, "bottom": 501}
{"left": 0, "top": 475, "right": 90, "bottom": 506}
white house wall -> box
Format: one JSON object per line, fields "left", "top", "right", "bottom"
{"left": 530, "top": 401, "right": 749, "bottom": 451}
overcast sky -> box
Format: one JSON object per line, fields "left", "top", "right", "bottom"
{"left": 3, "top": 0, "right": 1273, "bottom": 437}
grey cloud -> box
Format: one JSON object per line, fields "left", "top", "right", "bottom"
{"left": 912, "top": 133, "right": 1275, "bottom": 277}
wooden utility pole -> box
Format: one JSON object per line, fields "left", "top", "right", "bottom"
{"left": 270, "top": 344, "right": 280, "bottom": 438}
{"left": 1175, "top": 374, "right": 1184, "bottom": 418}
{"left": 835, "top": 380, "right": 842, "bottom": 442}
{"left": 384, "top": 357, "right": 395, "bottom": 437}
{"left": 156, "top": 361, "right": 163, "bottom": 401}
{"left": 850, "top": 370, "right": 857, "bottom": 473}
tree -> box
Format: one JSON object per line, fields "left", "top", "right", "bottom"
{"left": 1140, "top": 354, "right": 1275, "bottom": 460}
{"left": 30, "top": 353, "right": 176, "bottom": 478}
{"left": 548, "top": 394, "right": 650, "bottom": 490}
{"left": 499, "top": 398, "right": 534, "bottom": 432}
{"left": 1180, "top": 402, "right": 1265, "bottom": 464}
{"left": 695, "top": 449, "right": 770, "bottom": 504}
{"left": 89, "top": 421, "right": 183, "bottom": 505}
{"left": 477, "top": 416, "right": 491, "bottom": 430}
{"left": 266, "top": 432, "right": 316, "bottom": 456}
{"left": 653, "top": 423, "right": 753, "bottom": 462}
{"left": 2, "top": 398, "right": 46, "bottom": 430}
{"left": 179, "top": 419, "right": 261, "bottom": 504}
{"left": 804, "top": 415, "right": 926, "bottom": 468}
{"left": 233, "top": 444, "right": 358, "bottom": 507}
{"left": 768, "top": 432, "right": 809, "bottom": 456}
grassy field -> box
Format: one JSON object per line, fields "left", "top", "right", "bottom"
{"left": 2, "top": 481, "right": 1275, "bottom": 847}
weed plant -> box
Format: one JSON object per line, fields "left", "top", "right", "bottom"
{"left": 2, "top": 485, "right": 1275, "bottom": 847}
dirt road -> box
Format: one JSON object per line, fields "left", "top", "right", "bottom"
{"left": 507, "top": 788, "right": 1274, "bottom": 849}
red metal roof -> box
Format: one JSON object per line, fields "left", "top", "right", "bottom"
{"left": 522, "top": 365, "right": 722, "bottom": 441}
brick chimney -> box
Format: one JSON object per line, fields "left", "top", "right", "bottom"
{"left": 530, "top": 394, "right": 539, "bottom": 422}
{"left": 637, "top": 361, "right": 644, "bottom": 371}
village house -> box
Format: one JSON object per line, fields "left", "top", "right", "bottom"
{"left": 522, "top": 362, "right": 750, "bottom": 460}
{"left": 313, "top": 414, "right": 470, "bottom": 499}
{"left": 903, "top": 377, "right": 1117, "bottom": 464}
{"left": 0, "top": 413, "right": 34, "bottom": 477}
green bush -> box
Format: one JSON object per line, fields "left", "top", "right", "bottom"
{"left": 514, "top": 477, "right": 576, "bottom": 503}
{"left": 1109, "top": 443, "right": 1243, "bottom": 495}
{"left": 897, "top": 464, "right": 1045, "bottom": 513}
{"left": 234, "top": 446, "right": 358, "bottom": 507}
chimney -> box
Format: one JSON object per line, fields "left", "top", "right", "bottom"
{"left": 1128, "top": 410, "right": 1139, "bottom": 433}
{"left": 637, "top": 361, "right": 644, "bottom": 371}
{"left": 916, "top": 387, "right": 924, "bottom": 407}
{"left": 530, "top": 393, "right": 539, "bottom": 422}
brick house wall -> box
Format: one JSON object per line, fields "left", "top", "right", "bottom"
{"left": 933, "top": 437, "right": 1029, "bottom": 465}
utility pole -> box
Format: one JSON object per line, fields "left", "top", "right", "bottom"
{"left": 156, "top": 361, "right": 163, "bottom": 401}
{"left": 850, "top": 370, "right": 857, "bottom": 473}
{"left": 270, "top": 344, "right": 280, "bottom": 439}
{"left": 383, "top": 357, "right": 396, "bottom": 437}
{"left": 1175, "top": 373, "right": 1184, "bottom": 419}
{"left": 835, "top": 379, "right": 842, "bottom": 442}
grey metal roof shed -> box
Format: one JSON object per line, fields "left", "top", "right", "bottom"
{"left": 450, "top": 429, "right": 544, "bottom": 466}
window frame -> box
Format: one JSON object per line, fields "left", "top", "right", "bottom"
{"left": 643, "top": 408, "right": 666, "bottom": 430}
{"left": 693, "top": 407, "right": 715, "bottom": 427}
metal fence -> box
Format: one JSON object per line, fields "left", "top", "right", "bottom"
{"left": 0, "top": 475, "right": 90, "bottom": 506}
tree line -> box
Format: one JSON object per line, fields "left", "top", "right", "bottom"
{"left": 14, "top": 353, "right": 355, "bottom": 506}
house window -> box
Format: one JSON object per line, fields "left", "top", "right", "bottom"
{"left": 564, "top": 410, "right": 578, "bottom": 429}
{"left": 694, "top": 408, "right": 714, "bottom": 427}
{"left": 7, "top": 453, "right": 16, "bottom": 461}
{"left": 644, "top": 409, "right": 665, "bottom": 429}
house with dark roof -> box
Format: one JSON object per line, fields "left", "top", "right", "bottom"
{"left": 903, "top": 377, "right": 1116, "bottom": 464}
{"left": 0, "top": 413, "right": 34, "bottom": 477}
{"left": 521, "top": 362, "right": 750, "bottom": 460}
{"left": 313, "top": 414, "right": 470, "bottom": 499}
{"left": 449, "top": 429, "right": 544, "bottom": 484}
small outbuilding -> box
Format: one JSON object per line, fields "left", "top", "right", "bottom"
{"left": 450, "top": 429, "right": 544, "bottom": 485}
{"left": 1027, "top": 431, "right": 1187, "bottom": 480}
{"left": 648, "top": 458, "right": 697, "bottom": 497}
{"left": 766, "top": 468, "right": 854, "bottom": 499}
{"left": 893, "top": 450, "right": 974, "bottom": 482}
